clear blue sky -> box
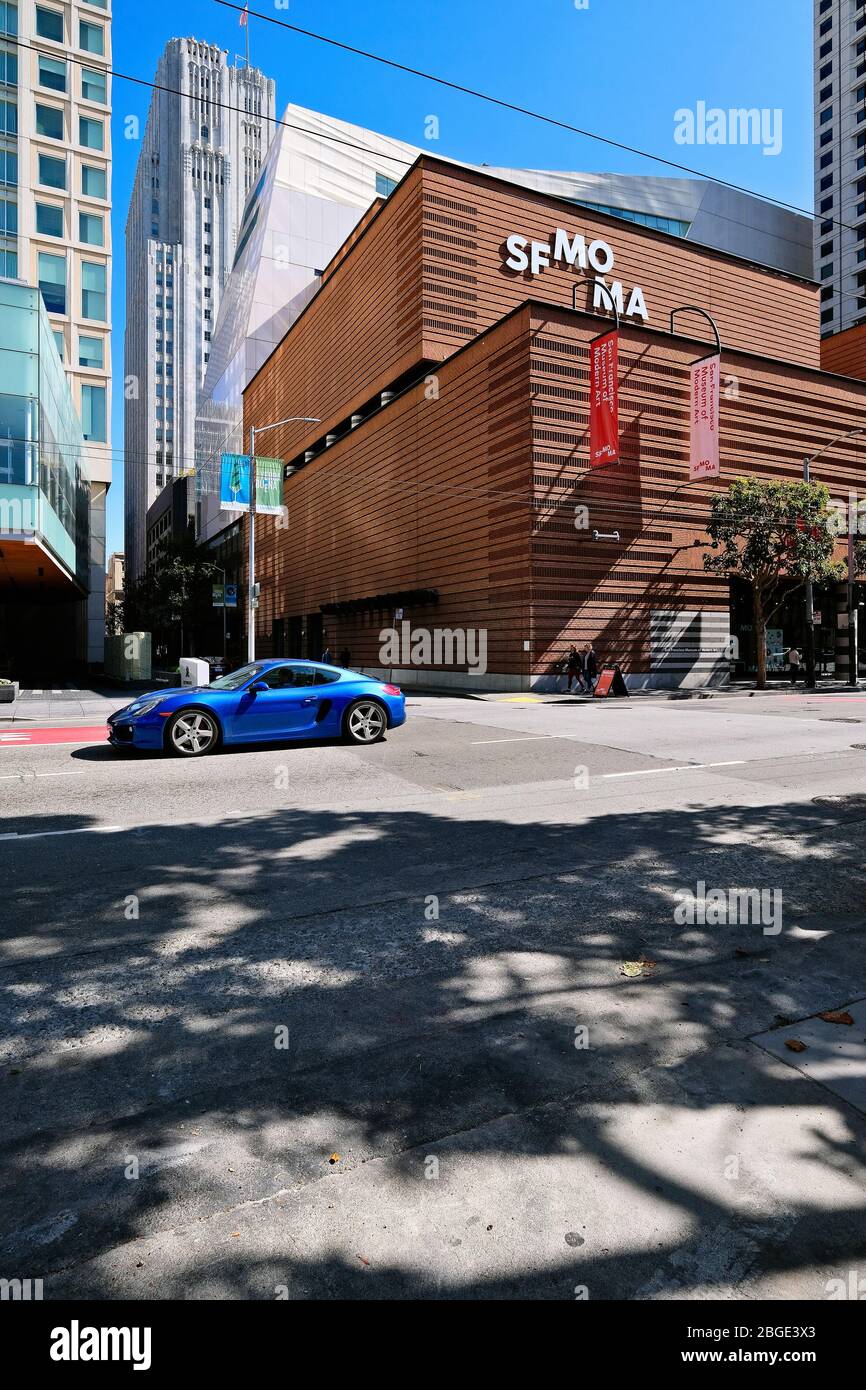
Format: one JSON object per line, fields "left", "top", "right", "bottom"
{"left": 107, "top": 0, "right": 813, "bottom": 556}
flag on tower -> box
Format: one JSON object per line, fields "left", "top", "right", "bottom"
{"left": 239, "top": 3, "right": 248, "bottom": 25}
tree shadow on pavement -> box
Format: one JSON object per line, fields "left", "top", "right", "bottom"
{"left": 1, "top": 792, "right": 865, "bottom": 1299}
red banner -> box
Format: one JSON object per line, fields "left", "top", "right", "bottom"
{"left": 589, "top": 330, "right": 619, "bottom": 468}
{"left": 689, "top": 353, "right": 720, "bottom": 481}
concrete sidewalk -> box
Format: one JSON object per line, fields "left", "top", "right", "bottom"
{"left": 1, "top": 684, "right": 147, "bottom": 724}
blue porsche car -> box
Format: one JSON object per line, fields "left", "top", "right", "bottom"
{"left": 107, "top": 660, "right": 406, "bottom": 757}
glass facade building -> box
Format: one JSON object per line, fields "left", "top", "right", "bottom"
{"left": 0, "top": 279, "right": 89, "bottom": 587}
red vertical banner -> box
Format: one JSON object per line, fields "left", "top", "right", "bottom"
{"left": 689, "top": 353, "right": 720, "bottom": 481}
{"left": 589, "top": 329, "right": 619, "bottom": 468}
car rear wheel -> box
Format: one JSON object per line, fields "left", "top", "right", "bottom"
{"left": 343, "top": 699, "right": 387, "bottom": 744}
{"left": 167, "top": 709, "right": 219, "bottom": 757}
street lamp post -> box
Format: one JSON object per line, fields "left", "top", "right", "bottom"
{"left": 247, "top": 416, "right": 321, "bottom": 662}
{"left": 802, "top": 426, "right": 863, "bottom": 690}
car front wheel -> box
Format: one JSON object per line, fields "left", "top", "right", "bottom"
{"left": 166, "top": 709, "right": 219, "bottom": 757}
{"left": 343, "top": 699, "right": 387, "bottom": 745}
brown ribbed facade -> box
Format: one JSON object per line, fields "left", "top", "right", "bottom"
{"left": 242, "top": 158, "right": 865, "bottom": 689}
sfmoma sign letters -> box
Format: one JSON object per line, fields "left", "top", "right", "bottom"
{"left": 503, "top": 226, "right": 649, "bottom": 322}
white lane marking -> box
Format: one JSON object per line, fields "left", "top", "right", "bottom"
{"left": 471, "top": 734, "right": 583, "bottom": 745}
{"left": 0, "top": 824, "right": 124, "bottom": 841}
{"left": 0, "top": 770, "right": 86, "bottom": 781}
{"left": 602, "top": 760, "right": 746, "bottom": 779}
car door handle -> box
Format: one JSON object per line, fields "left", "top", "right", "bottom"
{"left": 301, "top": 696, "right": 317, "bottom": 704}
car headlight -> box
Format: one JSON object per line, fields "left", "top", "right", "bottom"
{"left": 127, "top": 697, "right": 165, "bottom": 719}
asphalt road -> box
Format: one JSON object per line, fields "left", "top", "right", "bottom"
{"left": 2, "top": 690, "right": 866, "bottom": 1299}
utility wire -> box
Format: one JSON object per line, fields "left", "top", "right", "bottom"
{"left": 214, "top": 0, "right": 829, "bottom": 232}
{"left": 6, "top": 26, "right": 861, "bottom": 249}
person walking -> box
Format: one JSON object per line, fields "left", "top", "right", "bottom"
{"left": 787, "top": 645, "right": 801, "bottom": 686}
{"left": 565, "top": 644, "right": 582, "bottom": 693}
{"left": 583, "top": 642, "right": 599, "bottom": 693}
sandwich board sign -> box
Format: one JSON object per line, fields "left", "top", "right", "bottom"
{"left": 593, "top": 665, "right": 629, "bottom": 698}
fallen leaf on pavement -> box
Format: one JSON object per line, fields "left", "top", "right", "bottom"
{"left": 784, "top": 1039, "right": 807, "bottom": 1052}
{"left": 329, "top": 1152, "right": 340, "bottom": 1164}
{"left": 818, "top": 1010, "right": 854, "bottom": 1025}
{"left": 620, "top": 957, "right": 657, "bottom": 978}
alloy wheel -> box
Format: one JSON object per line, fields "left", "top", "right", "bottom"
{"left": 170, "top": 711, "right": 217, "bottom": 755}
{"left": 346, "top": 701, "right": 386, "bottom": 743}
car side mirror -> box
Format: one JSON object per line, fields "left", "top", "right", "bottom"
{"left": 249, "top": 680, "right": 270, "bottom": 693}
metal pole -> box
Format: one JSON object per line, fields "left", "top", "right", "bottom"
{"left": 849, "top": 524, "right": 858, "bottom": 687}
{"left": 803, "top": 456, "right": 816, "bottom": 690}
{"left": 248, "top": 426, "right": 256, "bottom": 663}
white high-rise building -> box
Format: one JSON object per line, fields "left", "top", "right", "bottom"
{"left": 813, "top": 0, "right": 866, "bottom": 337}
{"left": 124, "top": 37, "right": 275, "bottom": 580}
{"left": 1, "top": 0, "right": 112, "bottom": 666}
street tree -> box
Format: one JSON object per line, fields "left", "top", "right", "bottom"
{"left": 125, "top": 537, "right": 219, "bottom": 661}
{"left": 703, "top": 477, "right": 842, "bottom": 689}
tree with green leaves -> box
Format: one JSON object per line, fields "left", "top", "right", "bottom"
{"left": 125, "top": 537, "right": 220, "bottom": 661}
{"left": 703, "top": 477, "right": 843, "bottom": 690}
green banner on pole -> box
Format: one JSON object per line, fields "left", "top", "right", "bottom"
{"left": 255, "top": 457, "right": 283, "bottom": 515}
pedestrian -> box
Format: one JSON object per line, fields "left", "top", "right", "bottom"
{"left": 565, "top": 644, "right": 582, "bottom": 693}
{"left": 321, "top": 642, "right": 332, "bottom": 664}
{"left": 787, "top": 645, "right": 801, "bottom": 685}
{"left": 583, "top": 642, "right": 599, "bottom": 692}
{"left": 339, "top": 646, "right": 351, "bottom": 669}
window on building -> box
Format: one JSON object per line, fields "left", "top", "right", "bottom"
{"left": 820, "top": 263, "right": 834, "bottom": 279}
{"left": 819, "top": 17, "right": 832, "bottom": 36}
{"left": 820, "top": 128, "right": 833, "bottom": 147}
{"left": 821, "top": 286, "right": 833, "bottom": 302}
{"left": 79, "top": 211, "right": 103, "bottom": 245}
{"left": 0, "top": 96, "right": 17, "bottom": 134}
{"left": 37, "top": 250, "right": 66, "bottom": 314}
{"left": 0, "top": 149, "right": 17, "bottom": 185}
{"left": 821, "top": 308, "right": 834, "bottom": 325}
{"left": 81, "top": 66, "right": 107, "bottom": 103}
{"left": 35, "top": 201, "right": 63, "bottom": 236}
{"left": 81, "top": 163, "right": 107, "bottom": 198}
{"left": 821, "top": 217, "right": 833, "bottom": 233}
{"left": 375, "top": 172, "right": 398, "bottom": 198}
{"left": 52, "top": 328, "right": 63, "bottom": 359}
{"left": 35, "top": 103, "right": 63, "bottom": 139}
{"left": 38, "top": 152, "right": 65, "bottom": 188}
{"left": 0, "top": 192, "right": 16, "bottom": 234}
{"left": 820, "top": 174, "right": 833, "bottom": 191}
{"left": 0, "top": 49, "right": 17, "bottom": 83}
{"left": 0, "top": 3, "right": 18, "bottom": 38}
{"left": 820, "top": 61, "right": 832, "bottom": 79}
{"left": 820, "top": 105, "right": 833, "bottom": 124}
{"left": 821, "top": 240, "right": 833, "bottom": 258}
{"left": 38, "top": 55, "right": 66, "bottom": 92}
{"left": 79, "top": 19, "right": 104, "bottom": 54}
{"left": 81, "top": 383, "right": 106, "bottom": 442}
{"left": 0, "top": 247, "right": 16, "bottom": 276}
{"left": 79, "top": 115, "right": 104, "bottom": 150}
{"left": 78, "top": 334, "right": 103, "bottom": 368}
{"left": 819, "top": 40, "right": 832, "bottom": 58}
{"left": 81, "top": 259, "right": 106, "bottom": 319}
{"left": 820, "top": 151, "right": 832, "bottom": 169}
{"left": 35, "top": 5, "right": 62, "bottom": 41}
{"left": 820, "top": 196, "right": 834, "bottom": 212}
{"left": 820, "top": 84, "right": 832, "bottom": 103}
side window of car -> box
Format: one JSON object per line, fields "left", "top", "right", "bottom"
{"left": 264, "top": 665, "right": 297, "bottom": 689}
{"left": 315, "top": 669, "right": 341, "bottom": 685}
{"left": 287, "top": 664, "right": 317, "bottom": 688}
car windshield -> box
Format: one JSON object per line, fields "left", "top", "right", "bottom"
{"left": 208, "top": 663, "right": 266, "bottom": 691}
